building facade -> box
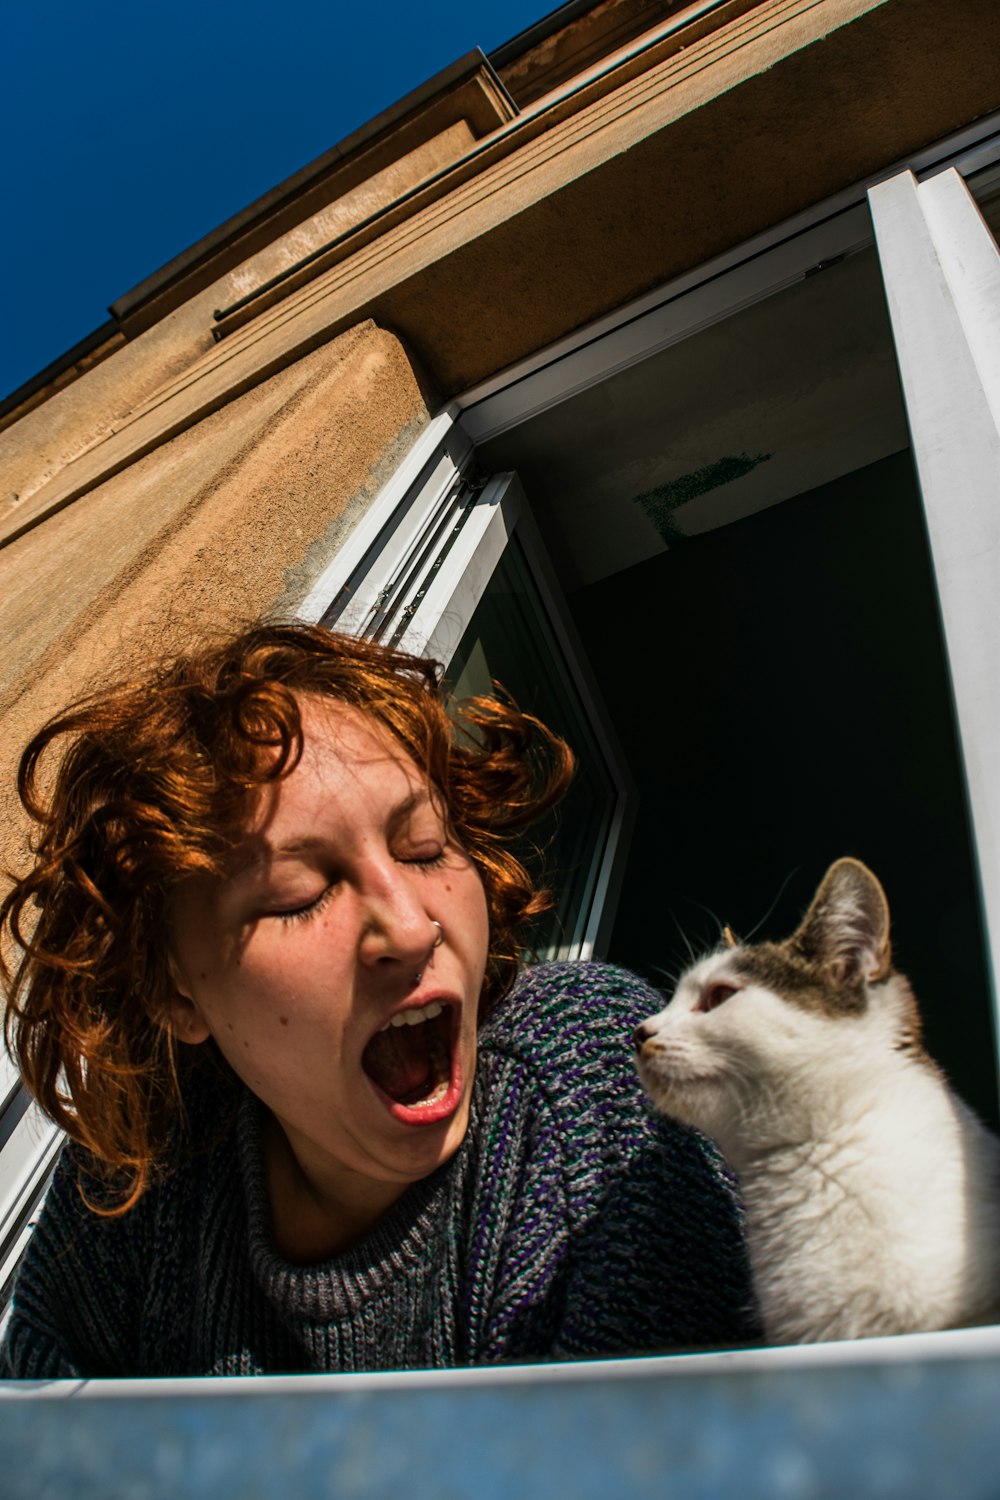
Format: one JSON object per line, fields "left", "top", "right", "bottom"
{"left": 2, "top": 0, "right": 1000, "bottom": 1347}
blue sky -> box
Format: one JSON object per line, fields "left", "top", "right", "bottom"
{"left": 2, "top": 0, "right": 550, "bottom": 403}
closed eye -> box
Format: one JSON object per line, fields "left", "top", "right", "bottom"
{"left": 267, "top": 848, "right": 447, "bottom": 922}
{"left": 270, "top": 886, "right": 335, "bottom": 924}
{"left": 695, "top": 982, "right": 740, "bottom": 1013}
{"left": 404, "top": 849, "right": 447, "bottom": 870}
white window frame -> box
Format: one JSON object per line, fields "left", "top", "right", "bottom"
{"left": 456, "top": 111, "right": 1000, "bottom": 441}
{"left": 867, "top": 166, "right": 1000, "bottom": 1016}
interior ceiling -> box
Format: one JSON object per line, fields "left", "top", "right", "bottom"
{"left": 479, "top": 245, "right": 911, "bottom": 592}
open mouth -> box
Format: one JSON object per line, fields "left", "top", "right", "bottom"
{"left": 361, "top": 1001, "right": 457, "bottom": 1113}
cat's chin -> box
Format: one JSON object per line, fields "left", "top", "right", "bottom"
{"left": 637, "top": 1064, "right": 727, "bottom": 1132}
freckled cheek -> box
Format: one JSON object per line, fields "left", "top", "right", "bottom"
{"left": 224, "top": 1026, "right": 307, "bottom": 1095}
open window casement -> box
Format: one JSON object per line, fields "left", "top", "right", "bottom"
{"left": 299, "top": 427, "right": 634, "bottom": 961}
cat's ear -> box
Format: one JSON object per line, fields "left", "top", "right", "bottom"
{"left": 789, "top": 858, "right": 892, "bottom": 986}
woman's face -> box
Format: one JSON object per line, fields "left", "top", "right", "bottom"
{"left": 168, "top": 695, "right": 489, "bottom": 1232}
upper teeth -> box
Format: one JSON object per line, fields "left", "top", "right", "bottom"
{"left": 386, "top": 1001, "right": 444, "bottom": 1030}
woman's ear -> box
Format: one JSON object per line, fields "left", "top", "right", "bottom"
{"left": 164, "top": 954, "right": 213, "bottom": 1045}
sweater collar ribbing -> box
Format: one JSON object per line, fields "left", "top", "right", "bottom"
{"left": 236, "top": 1092, "right": 474, "bottom": 1322}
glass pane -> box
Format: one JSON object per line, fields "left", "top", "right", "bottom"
{"left": 447, "top": 536, "right": 617, "bottom": 958}
{"left": 968, "top": 158, "right": 1000, "bottom": 246}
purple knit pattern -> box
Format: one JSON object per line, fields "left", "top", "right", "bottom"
{"left": 0, "top": 963, "right": 757, "bottom": 1377}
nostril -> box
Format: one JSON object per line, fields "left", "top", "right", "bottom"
{"left": 633, "top": 1021, "right": 654, "bottom": 1051}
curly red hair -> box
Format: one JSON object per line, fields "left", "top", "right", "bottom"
{"left": 1, "top": 622, "right": 574, "bottom": 1211}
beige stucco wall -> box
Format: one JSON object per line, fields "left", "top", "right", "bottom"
{"left": 0, "top": 321, "right": 430, "bottom": 871}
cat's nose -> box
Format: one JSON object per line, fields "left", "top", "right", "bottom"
{"left": 633, "top": 1021, "right": 655, "bottom": 1052}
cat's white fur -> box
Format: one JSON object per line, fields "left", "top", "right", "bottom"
{"left": 635, "top": 858, "right": 1000, "bottom": 1343}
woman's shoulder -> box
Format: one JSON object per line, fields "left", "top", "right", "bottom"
{"left": 479, "top": 959, "right": 662, "bottom": 1068}
{"left": 0, "top": 1137, "right": 146, "bottom": 1378}
{"left": 1, "top": 1081, "right": 243, "bottom": 1379}
{"left": 469, "top": 961, "right": 757, "bottom": 1352}
{"left": 473, "top": 958, "right": 742, "bottom": 1210}
{"left": 475, "top": 960, "right": 665, "bottom": 1151}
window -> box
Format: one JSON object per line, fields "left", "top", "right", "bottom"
{"left": 467, "top": 198, "right": 1000, "bottom": 1122}
{"left": 327, "top": 138, "right": 1000, "bottom": 1128}
{"left": 867, "top": 165, "right": 1000, "bottom": 1058}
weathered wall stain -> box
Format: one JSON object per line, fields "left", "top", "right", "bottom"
{"left": 632, "top": 451, "right": 772, "bottom": 542}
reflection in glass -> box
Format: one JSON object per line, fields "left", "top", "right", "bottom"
{"left": 448, "top": 537, "right": 617, "bottom": 958}
{"left": 968, "top": 159, "right": 1000, "bottom": 245}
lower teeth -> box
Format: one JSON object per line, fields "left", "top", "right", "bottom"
{"left": 406, "top": 1079, "right": 449, "bottom": 1109}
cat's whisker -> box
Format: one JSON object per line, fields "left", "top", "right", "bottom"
{"left": 676, "top": 895, "right": 726, "bottom": 951}
{"left": 647, "top": 963, "right": 683, "bottom": 994}
{"left": 742, "top": 866, "right": 800, "bottom": 944}
{"left": 667, "top": 911, "right": 698, "bottom": 968}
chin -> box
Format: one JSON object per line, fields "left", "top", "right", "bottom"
{"left": 639, "top": 1062, "right": 725, "bottom": 1134}
{"left": 384, "top": 1094, "right": 473, "bottom": 1183}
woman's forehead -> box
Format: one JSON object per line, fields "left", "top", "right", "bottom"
{"left": 244, "top": 695, "right": 431, "bottom": 832}
{"left": 297, "top": 694, "right": 422, "bottom": 776}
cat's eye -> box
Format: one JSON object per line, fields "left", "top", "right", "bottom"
{"left": 696, "top": 982, "right": 739, "bottom": 1013}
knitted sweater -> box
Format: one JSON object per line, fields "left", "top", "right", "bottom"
{"left": 0, "top": 962, "right": 756, "bottom": 1378}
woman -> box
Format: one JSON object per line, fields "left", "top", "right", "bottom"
{"left": 0, "top": 622, "right": 754, "bottom": 1377}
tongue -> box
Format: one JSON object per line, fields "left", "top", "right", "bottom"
{"left": 363, "top": 1026, "right": 435, "bottom": 1103}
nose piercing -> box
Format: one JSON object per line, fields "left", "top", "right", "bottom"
{"left": 415, "top": 921, "right": 445, "bottom": 984}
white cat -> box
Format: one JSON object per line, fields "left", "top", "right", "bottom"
{"left": 634, "top": 857, "right": 1000, "bottom": 1343}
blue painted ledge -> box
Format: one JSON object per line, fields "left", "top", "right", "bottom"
{"left": 2, "top": 1327, "right": 1000, "bottom": 1500}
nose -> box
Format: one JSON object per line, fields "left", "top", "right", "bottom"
{"left": 633, "top": 1020, "right": 655, "bottom": 1053}
{"left": 357, "top": 866, "right": 441, "bottom": 973}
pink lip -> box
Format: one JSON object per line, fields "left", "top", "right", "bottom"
{"left": 364, "top": 995, "right": 465, "bottom": 1128}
